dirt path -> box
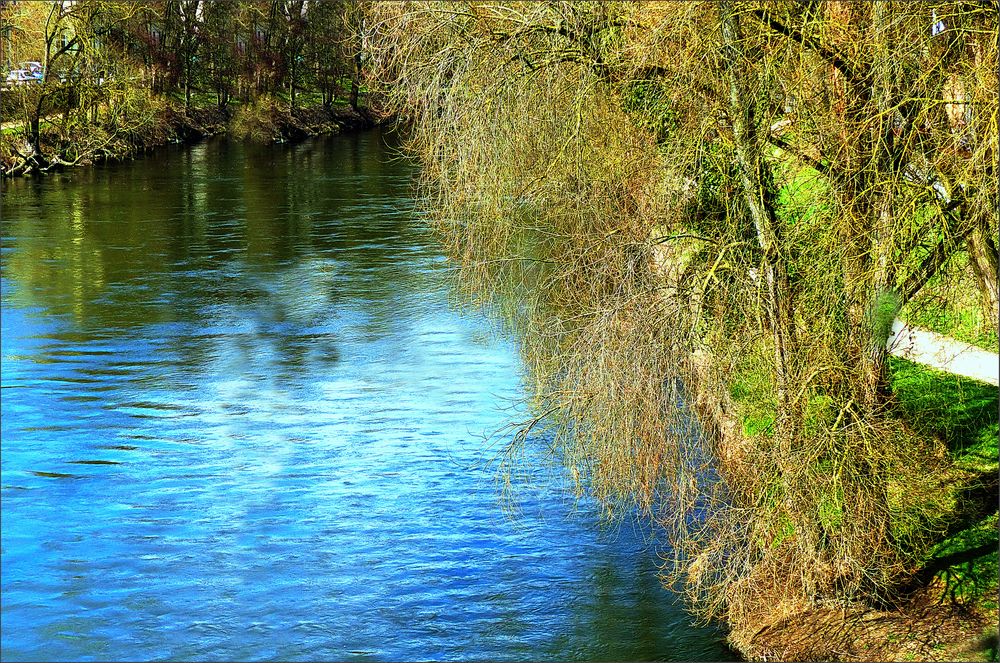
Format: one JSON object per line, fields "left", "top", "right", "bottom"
{"left": 889, "top": 318, "right": 999, "bottom": 386}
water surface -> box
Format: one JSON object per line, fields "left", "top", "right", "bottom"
{"left": 1, "top": 133, "right": 732, "bottom": 661}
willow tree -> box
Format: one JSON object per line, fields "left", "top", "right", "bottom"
{"left": 366, "top": 0, "right": 996, "bottom": 644}
{"left": 742, "top": 0, "right": 998, "bottom": 410}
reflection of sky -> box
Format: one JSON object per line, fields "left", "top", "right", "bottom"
{"left": 0, "top": 133, "right": 733, "bottom": 662}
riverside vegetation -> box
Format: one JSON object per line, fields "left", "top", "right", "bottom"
{"left": 0, "top": 0, "right": 379, "bottom": 176}
{"left": 364, "top": 2, "right": 998, "bottom": 660}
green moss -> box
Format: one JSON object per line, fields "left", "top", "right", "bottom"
{"left": 871, "top": 290, "right": 902, "bottom": 347}
{"left": 620, "top": 79, "right": 677, "bottom": 143}
{"left": 728, "top": 342, "right": 779, "bottom": 439}
{"left": 731, "top": 373, "right": 771, "bottom": 428}
{"left": 772, "top": 514, "right": 796, "bottom": 548}
{"left": 818, "top": 492, "right": 844, "bottom": 532}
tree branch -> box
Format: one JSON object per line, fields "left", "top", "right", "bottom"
{"left": 748, "top": 10, "right": 861, "bottom": 87}
{"left": 897, "top": 205, "right": 974, "bottom": 305}
{"left": 767, "top": 132, "right": 833, "bottom": 178}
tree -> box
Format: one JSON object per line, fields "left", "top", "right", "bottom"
{"left": 200, "top": 1, "right": 237, "bottom": 108}
{"left": 365, "top": 0, "right": 996, "bottom": 637}
{"left": 303, "top": 0, "right": 346, "bottom": 109}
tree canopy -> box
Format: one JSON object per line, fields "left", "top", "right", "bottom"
{"left": 366, "top": 0, "right": 998, "bottom": 638}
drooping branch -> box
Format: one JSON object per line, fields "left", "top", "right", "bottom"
{"left": 719, "top": 0, "right": 798, "bottom": 443}
{"left": 766, "top": 131, "right": 834, "bottom": 178}
{"left": 748, "top": 9, "right": 861, "bottom": 88}
{"left": 897, "top": 206, "right": 975, "bottom": 305}
{"left": 908, "top": 541, "right": 998, "bottom": 588}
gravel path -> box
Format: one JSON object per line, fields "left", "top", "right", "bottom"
{"left": 889, "top": 318, "right": 999, "bottom": 386}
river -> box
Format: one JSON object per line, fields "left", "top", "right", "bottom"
{"left": 0, "top": 131, "right": 733, "bottom": 661}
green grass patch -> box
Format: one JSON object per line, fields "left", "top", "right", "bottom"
{"left": 901, "top": 252, "right": 998, "bottom": 353}
{"left": 818, "top": 485, "right": 845, "bottom": 532}
{"left": 893, "top": 359, "right": 998, "bottom": 612}
{"left": 927, "top": 513, "right": 999, "bottom": 607}
{"left": 890, "top": 357, "right": 999, "bottom": 466}
{"left": 774, "top": 158, "right": 831, "bottom": 228}
{"left": 728, "top": 356, "right": 777, "bottom": 438}
{"left": 903, "top": 297, "right": 998, "bottom": 354}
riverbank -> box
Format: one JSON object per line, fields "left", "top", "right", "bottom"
{"left": 362, "top": 4, "right": 997, "bottom": 660}
{"left": 0, "top": 132, "right": 738, "bottom": 662}
{"left": 0, "top": 95, "right": 381, "bottom": 178}
{"left": 692, "top": 345, "right": 998, "bottom": 661}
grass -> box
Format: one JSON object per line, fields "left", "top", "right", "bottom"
{"left": 903, "top": 295, "right": 998, "bottom": 354}
{"left": 773, "top": 142, "right": 999, "bottom": 615}
{"left": 729, "top": 354, "right": 998, "bottom": 609}
{"left": 891, "top": 357, "right": 999, "bottom": 611}
{"left": 901, "top": 249, "right": 998, "bottom": 353}
{"left": 772, "top": 145, "right": 997, "bottom": 355}
{"left": 726, "top": 341, "right": 777, "bottom": 437}
{"left": 773, "top": 153, "right": 830, "bottom": 227}
{"left": 891, "top": 357, "right": 999, "bottom": 465}
{"left": 928, "top": 513, "right": 999, "bottom": 608}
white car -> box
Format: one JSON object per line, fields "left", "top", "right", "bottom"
{"left": 5, "top": 70, "right": 36, "bottom": 84}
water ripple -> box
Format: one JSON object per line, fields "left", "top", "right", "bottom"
{"left": 0, "top": 133, "right": 733, "bottom": 662}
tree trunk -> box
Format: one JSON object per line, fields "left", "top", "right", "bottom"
{"left": 859, "top": 202, "right": 896, "bottom": 413}
{"left": 29, "top": 114, "right": 41, "bottom": 157}
{"left": 851, "top": 0, "right": 897, "bottom": 415}
{"left": 718, "top": 0, "right": 798, "bottom": 443}
{"left": 349, "top": 50, "right": 361, "bottom": 112}
{"left": 968, "top": 227, "right": 999, "bottom": 335}
{"left": 184, "top": 55, "right": 191, "bottom": 111}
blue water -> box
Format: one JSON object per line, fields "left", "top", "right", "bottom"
{"left": 0, "top": 132, "right": 732, "bottom": 661}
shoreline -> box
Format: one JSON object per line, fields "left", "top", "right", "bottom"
{"left": 660, "top": 241, "right": 997, "bottom": 661}
{"left": 1, "top": 100, "right": 384, "bottom": 179}
{"left": 689, "top": 350, "right": 997, "bottom": 662}
{"left": 5, "top": 98, "right": 994, "bottom": 661}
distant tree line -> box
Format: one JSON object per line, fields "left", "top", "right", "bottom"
{"left": 1, "top": 0, "right": 371, "bottom": 175}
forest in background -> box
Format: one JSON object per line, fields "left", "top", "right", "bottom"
{"left": 1, "top": 0, "right": 374, "bottom": 175}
